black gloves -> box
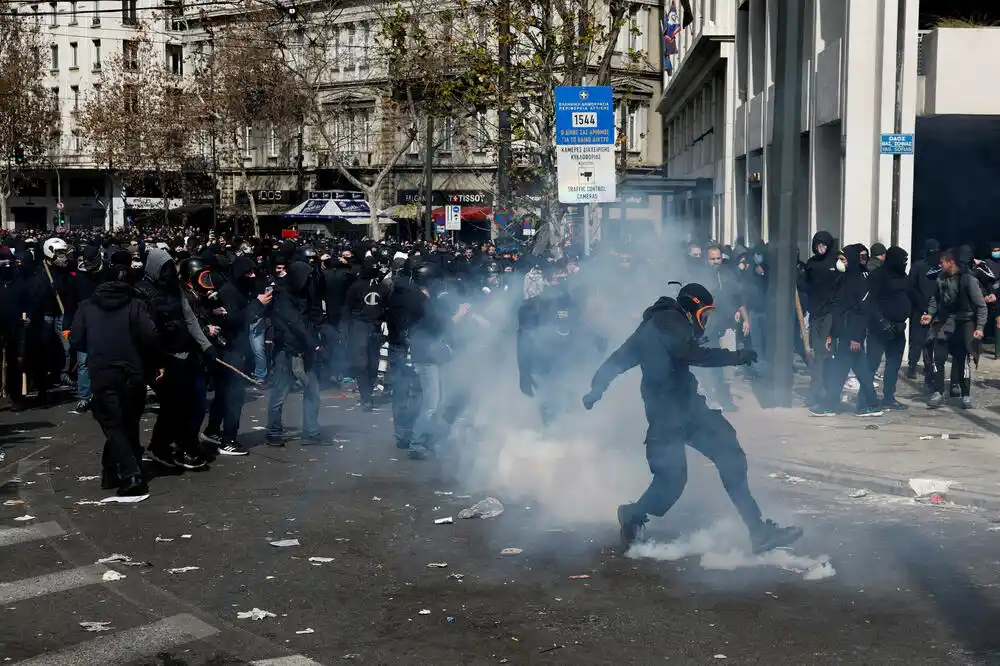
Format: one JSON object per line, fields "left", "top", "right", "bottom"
{"left": 736, "top": 349, "right": 758, "bottom": 365}
{"left": 201, "top": 345, "right": 219, "bottom": 364}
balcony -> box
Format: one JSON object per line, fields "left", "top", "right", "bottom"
{"left": 917, "top": 28, "right": 1000, "bottom": 116}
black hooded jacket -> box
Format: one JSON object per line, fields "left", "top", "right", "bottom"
{"left": 909, "top": 238, "right": 940, "bottom": 314}
{"left": 0, "top": 259, "right": 28, "bottom": 334}
{"left": 324, "top": 261, "right": 357, "bottom": 328}
{"left": 868, "top": 247, "right": 915, "bottom": 324}
{"left": 69, "top": 281, "right": 158, "bottom": 384}
{"left": 343, "top": 258, "right": 388, "bottom": 324}
{"left": 272, "top": 261, "right": 320, "bottom": 355}
{"left": 803, "top": 231, "right": 840, "bottom": 318}
{"left": 588, "top": 296, "right": 746, "bottom": 428}
{"left": 216, "top": 256, "right": 265, "bottom": 355}
{"left": 832, "top": 244, "right": 883, "bottom": 343}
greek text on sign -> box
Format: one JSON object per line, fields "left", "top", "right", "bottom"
{"left": 879, "top": 133, "right": 914, "bottom": 155}
{"left": 555, "top": 86, "right": 616, "bottom": 204}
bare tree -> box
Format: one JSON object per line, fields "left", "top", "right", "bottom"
{"left": 0, "top": 14, "right": 59, "bottom": 228}
{"left": 78, "top": 33, "right": 203, "bottom": 226}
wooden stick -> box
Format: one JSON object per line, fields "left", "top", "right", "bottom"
{"left": 214, "top": 357, "right": 263, "bottom": 386}
{"left": 42, "top": 261, "right": 66, "bottom": 316}
{"left": 794, "top": 289, "right": 813, "bottom": 359}
{"left": 21, "top": 313, "right": 28, "bottom": 396}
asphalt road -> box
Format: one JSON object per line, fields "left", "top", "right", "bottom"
{"left": 3, "top": 389, "right": 1000, "bottom": 665}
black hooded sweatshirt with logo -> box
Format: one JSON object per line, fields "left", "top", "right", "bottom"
{"left": 868, "top": 247, "right": 916, "bottom": 324}
{"left": 588, "top": 296, "right": 745, "bottom": 427}
{"left": 804, "top": 230, "right": 840, "bottom": 318}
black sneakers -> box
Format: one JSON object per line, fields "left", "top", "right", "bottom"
{"left": 117, "top": 476, "right": 149, "bottom": 498}
{"left": 174, "top": 450, "right": 209, "bottom": 470}
{"left": 752, "top": 519, "right": 804, "bottom": 554}
{"left": 617, "top": 504, "right": 647, "bottom": 552}
{"left": 200, "top": 430, "right": 222, "bottom": 446}
{"left": 217, "top": 439, "right": 249, "bottom": 456}
{"left": 147, "top": 446, "right": 179, "bottom": 468}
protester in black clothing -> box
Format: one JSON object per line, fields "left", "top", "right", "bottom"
{"left": 582, "top": 283, "right": 801, "bottom": 554}
{"left": 814, "top": 244, "right": 885, "bottom": 417}
{"left": 322, "top": 250, "right": 357, "bottom": 383}
{"left": 987, "top": 241, "right": 1000, "bottom": 358}
{"left": 69, "top": 263, "right": 158, "bottom": 497}
{"left": 697, "top": 244, "right": 749, "bottom": 411}
{"left": 906, "top": 239, "right": 940, "bottom": 381}
{"left": 135, "top": 248, "right": 214, "bottom": 470}
{"left": 921, "top": 248, "right": 988, "bottom": 409}
{"left": 803, "top": 230, "right": 840, "bottom": 409}
{"left": 266, "top": 261, "right": 324, "bottom": 445}
{"left": 342, "top": 257, "right": 388, "bottom": 411}
{"left": 866, "top": 247, "right": 914, "bottom": 409}
{"left": 0, "top": 251, "right": 27, "bottom": 409}
{"left": 384, "top": 265, "right": 423, "bottom": 451}
{"left": 868, "top": 243, "right": 887, "bottom": 272}
{"left": 201, "top": 257, "right": 270, "bottom": 455}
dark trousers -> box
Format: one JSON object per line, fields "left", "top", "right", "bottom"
{"left": 267, "top": 350, "right": 320, "bottom": 438}
{"left": 388, "top": 347, "right": 419, "bottom": 447}
{"left": 867, "top": 328, "right": 906, "bottom": 402}
{"left": 827, "top": 338, "right": 880, "bottom": 410}
{"left": 907, "top": 318, "right": 932, "bottom": 380}
{"left": 206, "top": 350, "right": 247, "bottom": 440}
{"left": 91, "top": 373, "right": 146, "bottom": 479}
{"left": 628, "top": 408, "right": 762, "bottom": 532}
{"left": 932, "top": 328, "right": 973, "bottom": 397}
{"left": 150, "top": 357, "right": 203, "bottom": 456}
{"left": 348, "top": 321, "right": 381, "bottom": 402}
{"left": 808, "top": 313, "right": 835, "bottom": 405}
{"left": 0, "top": 331, "right": 23, "bottom": 404}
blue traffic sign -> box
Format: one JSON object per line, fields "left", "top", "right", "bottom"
{"left": 555, "top": 86, "right": 615, "bottom": 146}
{"left": 880, "top": 133, "right": 914, "bottom": 155}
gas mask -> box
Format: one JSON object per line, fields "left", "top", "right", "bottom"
{"left": 52, "top": 252, "right": 69, "bottom": 268}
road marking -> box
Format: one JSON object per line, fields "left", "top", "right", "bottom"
{"left": 0, "top": 564, "right": 109, "bottom": 604}
{"left": 17, "top": 613, "right": 219, "bottom": 665}
{"left": 251, "top": 657, "right": 325, "bottom": 666}
{"left": 0, "top": 521, "right": 64, "bottom": 547}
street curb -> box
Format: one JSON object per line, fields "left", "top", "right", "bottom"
{"left": 753, "top": 456, "right": 1000, "bottom": 512}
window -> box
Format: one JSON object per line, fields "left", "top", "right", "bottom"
{"left": 92, "top": 39, "right": 102, "bottom": 69}
{"left": 123, "top": 40, "right": 138, "bottom": 70}
{"left": 69, "top": 1, "right": 77, "bottom": 24}
{"left": 167, "top": 44, "right": 183, "bottom": 75}
{"left": 70, "top": 42, "right": 78, "bottom": 68}
{"left": 244, "top": 124, "right": 252, "bottom": 158}
{"left": 438, "top": 117, "right": 454, "bottom": 153}
{"left": 359, "top": 23, "right": 371, "bottom": 68}
{"left": 71, "top": 85, "right": 80, "bottom": 111}
{"left": 474, "top": 112, "right": 489, "bottom": 151}
{"left": 73, "top": 130, "right": 82, "bottom": 153}
{"left": 268, "top": 124, "right": 278, "bottom": 157}
{"left": 121, "top": 0, "right": 137, "bottom": 25}
{"left": 50, "top": 44, "right": 58, "bottom": 70}
{"left": 345, "top": 26, "right": 355, "bottom": 68}
{"left": 51, "top": 87, "right": 60, "bottom": 112}
{"left": 358, "top": 111, "right": 371, "bottom": 152}
{"left": 48, "top": 2, "right": 57, "bottom": 26}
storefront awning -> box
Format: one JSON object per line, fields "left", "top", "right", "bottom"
{"left": 430, "top": 206, "right": 493, "bottom": 221}
{"left": 283, "top": 196, "right": 373, "bottom": 221}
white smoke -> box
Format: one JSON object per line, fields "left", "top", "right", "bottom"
{"left": 626, "top": 520, "right": 836, "bottom": 581}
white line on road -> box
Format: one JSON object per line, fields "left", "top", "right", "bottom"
{"left": 0, "top": 564, "right": 109, "bottom": 604}
{"left": 251, "top": 657, "right": 325, "bottom": 666}
{"left": 0, "top": 521, "right": 64, "bottom": 547}
{"left": 15, "top": 613, "right": 219, "bottom": 665}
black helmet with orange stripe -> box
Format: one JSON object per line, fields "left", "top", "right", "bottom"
{"left": 677, "top": 283, "right": 715, "bottom": 336}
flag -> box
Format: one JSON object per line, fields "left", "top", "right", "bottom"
{"left": 662, "top": 2, "right": 681, "bottom": 73}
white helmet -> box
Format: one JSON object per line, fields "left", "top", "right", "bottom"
{"left": 43, "top": 237, "right": 69, "bottom": 259}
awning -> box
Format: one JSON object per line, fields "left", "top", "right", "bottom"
{"left": 430, "top": 206, "right": 493, "bottom": 221}
{"left": 283, "top": 197, "right": 396, "bottom": 225}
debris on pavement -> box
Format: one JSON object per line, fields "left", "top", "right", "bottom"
{"left": 13, "top": 515, "right": 36, "bottom": 522}
{"left": 74, "top": 500, "right": 104, "bottom": 506}
{"left": 714, "top": 655, "right": 727, "bottom": 660}
{"left": 372, "top": 496, "right": 382, "bottom": 502}
{"left": 2, "top": 500, "right": 24, "bottom": 506}
{"left": 915, "top": 493, "right": 947, "bottom": 505}
{"left": 96, "top": 553, "right": 152, "bottom": 567}
{"left": 237, "top": 608, "right": 277, "bottom": 620}
{"left": 269, "top": 538, "right": 301, "bottom": 547}
{"left": 155, "top": 536, "right": 174, "bottom": 542}
{"left": 101, "top": 570, "right": 126, "bottom": 582}
{"left": 342, "top": 654, "right": 361, "bottom": 660}
{"left": 418, "top": 609, "right": 431, "bottom": 615}
{"left": 166, "top": 566, "right": 200, "bottom": 574}
{"left": 768, "top": 471, "right": 805, "bottom": 484}
{"left": 79, "top": 621, "right": 112, "bottom": 632}
{"left": 500, "top": 548, "right": 523, "bottom": 556}
{"left": 447, "top": 573, "right": 465, "bottom": 582}
{"left": 909, "top": 478, "right": 954, "bottom": 497}
{"left": 920, "top": 433, "right": 956, "bottom": 440}
{"left": 568, "top": 574, "right": 590, "bottom": 580}
{"left": 295, "top": 628, "right": 315, "bottom": 635}
{"left": 457, "top": 497, "right": 505, "bottom": 520}
{"left": 848, "top": 489, "right": 870, "bottom": 498}
{"left": 77, "top": 475, "right": 100, "bottom": 482}
{"left": 539, "top": 645, "right": 565, "bottom": 654}
{"left": 433, "top": 490, "right": 453, "bottom": 496}
{"left": 308, "top": 557, "right": 334, "bottom": 565}
{"left": 100, "top": 494, "right": 149, "bottom": 504}
{"left": 426, "top": 562, "right": 448, "bottom": 568}
{"left": 180, "top": 534, "right": 192, "bottom": 539}
{"left": 864, "top": 424, "right": 879, "bottom": 431}
{"left": 434, "top": 517, "right": 454, "bottom": 525}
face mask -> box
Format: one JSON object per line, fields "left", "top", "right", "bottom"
{"left": 992, "top": 252, "right": 1000, "bottom": 260}
{"left": 52, "top": 254, "right": 69, "bottom": 268}
{"left": 836, "top": 260, "right": 846, "bottom": 273}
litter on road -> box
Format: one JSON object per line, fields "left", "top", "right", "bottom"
{"left": 909, "top": 478, "right": 954, "bottom": 497}
{"left": 13, "top": 515, "right": 36, "bottom": 522}
{"left": 77, "top": 475, "right": 100, "bottom": 482}
{"left": 426, "top": 562, "right": 449, "bottom": 568}
{"left": 433, "top": 491, "right": 453, "bottom": 496}
{"left": 458, "top": 497, "right": 504, "bottom": 520}
{"left": 434, "top": 517, "right": 454, "bottom": 525}
{"left": 418, "top": 609, "right": 431, "bottom": 615}
{"left": 180, "top": 534, "right": 192, "bottom": 539}
{"left": 74, "top": 500, "right": 104, "bottom": 506}
{"left": 269, "top": 538, "right": 301, "bottom": 547}
{"left": 447, "top": 573, "right": 465, "bottom": 581}
{"left": 237, "top": 608, "right": 277, "bottom": 620}
{"left": 101, "top": 494, "right": 149, "bottom": 504}
{"left": 155, "top": 536, "right": 174, "bottom": 542}
{"left": 296, "top": 628, "right": 315, "bottom": 634}
{"left": 2, "top": 500, "right": 24, "bottom": 506}
{"left": 568, "top": 574, "right": 591, "bottom": 580}
{"left": 101, "top": 570, "right": 126, "bottom": 582}
{"left": 79, "top": 621, "right": 112, "bottom": 632}
{"left": 501, "top": 548, "right": 523, "bottom": 556}
{"left": 166, "top": 566, "right": 200, "bottom": 574}
{"left": 308, "top": 557, "right": 335, "bottom": 564}
{"left": 848, "top": 489, "right": 869, "bottom": 498}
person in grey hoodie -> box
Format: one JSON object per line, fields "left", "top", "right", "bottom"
{"left": 135, "top": 247, "right": 216, "bottom": 470}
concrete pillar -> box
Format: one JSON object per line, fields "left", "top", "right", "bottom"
{"left": 895, "top": 0, "right": 919, "bottom": 258}
{"left": 721, "top": 45, "right": 737, "bottom": 244}
{"left": 107, "top": 177, "right": 125, "bottom": 230}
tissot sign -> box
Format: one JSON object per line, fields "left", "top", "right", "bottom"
{"left": 396, "top": 190, "right": 493, "bottom": 206}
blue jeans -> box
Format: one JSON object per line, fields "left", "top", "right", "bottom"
{"left": 267, "top": 350, "right": 320, "bottom": 438}
{"left": 77, "top": 351, "right": 91, "bottom": 400}
{"left": 44, "top": 314, "right": 70, "bottom": 375}
{"left": 249, "top": 318, "right": 267, "bottom": 381}
{"left": 411, "top": 363, "right": 443, "bottom": 446}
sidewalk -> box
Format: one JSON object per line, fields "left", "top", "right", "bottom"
{"left": 730, "top": 358, "right": 1000, "bottom": 510}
